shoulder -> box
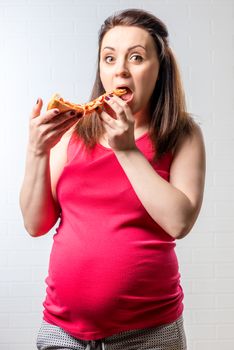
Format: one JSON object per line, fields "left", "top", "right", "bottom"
{"left": 172, "top": 121, "right": 205, "bottom": 161}
{"left": 170, "top": 121, "right": 206, "bottom": 179}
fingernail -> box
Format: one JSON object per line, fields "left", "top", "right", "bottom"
{"left": 105, "top": 96, "right": 110, "bottom": 101}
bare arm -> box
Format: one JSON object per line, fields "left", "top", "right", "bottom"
{"left": 19, "top": 150, "right": 60, "bottom": 237}
{"left": 100, "top": 95, "right": 206, "bottom": 239}
{"left": 114, "top": 124, "right": 206, "bottom": 239}
{"left": 19, "top": 98, "right": 79, "bottom": 237}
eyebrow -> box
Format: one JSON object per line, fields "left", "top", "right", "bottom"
{"left": 102, "top": 45, "right": 146, "bottom": 52}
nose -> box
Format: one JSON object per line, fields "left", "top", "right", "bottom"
{"left": 114, "top": 59, "right": 130, "bottom": 78}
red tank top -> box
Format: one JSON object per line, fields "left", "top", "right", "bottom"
{"left": 43, "top": 131, "right": 184, "bottom": 340}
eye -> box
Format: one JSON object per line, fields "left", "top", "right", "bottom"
{"left": 130, "top": 54, "right": 143, "bottom": 62}
{"left": 104, "top": 55, "right": 115, "bottom": 63}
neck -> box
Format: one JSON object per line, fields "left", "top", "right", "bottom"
{"left": 133, "top": 106, "right": 150, "bottom": 130}
{"left": 133, "top": 124, "right": 149, "bottom": 139}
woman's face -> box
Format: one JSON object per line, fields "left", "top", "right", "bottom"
{"left": 99, "top": 25, "right": 160, "bottom": 118}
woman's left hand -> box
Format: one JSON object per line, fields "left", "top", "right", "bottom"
{"left": 99, "top": 94, "right": 136, "bottom": 152}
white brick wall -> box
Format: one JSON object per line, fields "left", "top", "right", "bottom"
{"left": 0, "top": 0, "right": 233, "bottom": 348}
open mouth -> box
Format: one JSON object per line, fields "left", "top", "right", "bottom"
{"left": 117, "top": 87, "right": 133, "bottom": 102}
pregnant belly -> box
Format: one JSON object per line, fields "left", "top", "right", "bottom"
{"left": 45, "top": 231, "right": 179, "bottom": 320}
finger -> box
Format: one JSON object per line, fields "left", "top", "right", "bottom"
{"left": 50, "top": 115, "right": 79, "bottom": 133}
{"left": 53, "top": 110, "right": 83, "bottom": 122}
{"left": 40, "top": 109, "right": 77, "bottom": 125}
{"left": 43, "top": 117, "right": 78, "bottom": 147}
{"left": 99, "top": 111, "right": 117, "bottom": 129}
{"left": 44, "top": 118, "right": 79, "bottom": 144}
{"left": 104, "top": 95, "right": 130, "bottom": 121}
{"left": 111, "top": 95, "right": 135, "bottom": 122}
{"left": 102, "top": 123, "right": 115, "bottom": 138}
{"left": 30, "top": 98, "right": 44, "bottom": 119}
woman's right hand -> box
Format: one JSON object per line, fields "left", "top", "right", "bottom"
{"left": 28, "top": 97, "right": 81, "bottom": 156}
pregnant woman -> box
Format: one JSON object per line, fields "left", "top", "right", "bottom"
{"left": 20, "top": 8, "right": 206, "bottom": 350}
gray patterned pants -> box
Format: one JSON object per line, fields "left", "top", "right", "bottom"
{"left": 36, "top": 316, "right": 187, "bottom": 350}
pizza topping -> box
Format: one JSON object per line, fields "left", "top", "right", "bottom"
{"left": 117, "top": 87, "right": 133, "bottom": 102}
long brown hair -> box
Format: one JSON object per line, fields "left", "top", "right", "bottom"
{"left": 75, "top": 8, "right": 194, "bottom": 160}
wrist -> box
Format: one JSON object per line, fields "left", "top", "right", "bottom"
{"left": 27, "top": 144, "right": 50, "bottom": 158}
{"left": 114, "top": 146, "right": 140, "bottom": 158}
